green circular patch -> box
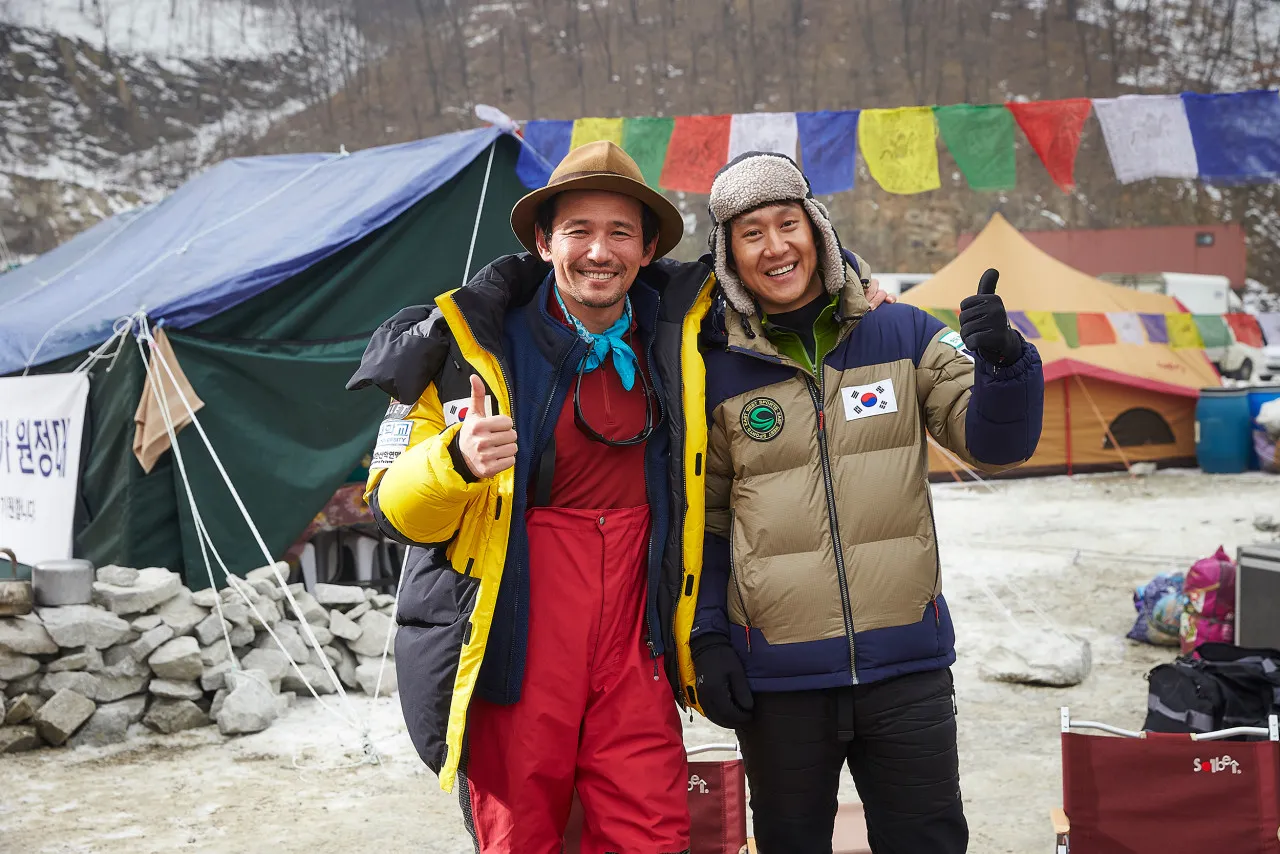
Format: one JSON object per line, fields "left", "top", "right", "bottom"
{"left": 741, "top": 397, "right": 784, "bottom": 441}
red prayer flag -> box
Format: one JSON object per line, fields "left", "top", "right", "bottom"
{"left": 659, "top": 115, "right": 732, "bottom": 193}
{"left": 1226, "top": 312, "right": 1265, "bottom": 348}
{"left": 1076, "top": 312, "right": 1117, "bottom": 346}
{"left": 1007, "top": 99, "right": 1092, "bottom": 192}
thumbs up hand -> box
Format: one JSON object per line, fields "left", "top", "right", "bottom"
{"left": 457, "top": 374, "right": 518, "bottom": 479}
{"left": 958, "top": 268, "right": 1023, "bottom": 365}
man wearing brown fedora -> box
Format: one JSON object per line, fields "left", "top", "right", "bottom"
{"left": 349, "top": 141, "right": 700, "bottom": 853}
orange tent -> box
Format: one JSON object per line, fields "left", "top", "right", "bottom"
{"left": 901, "top": 214, "right": 1220, "bottom": 477}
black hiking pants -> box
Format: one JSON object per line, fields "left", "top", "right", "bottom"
{"left": 737, "top": 667, "right": 967, "bottom": 854}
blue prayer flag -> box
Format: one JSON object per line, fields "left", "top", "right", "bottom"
{"left": 796, "top": 111, "right": 860, "bottom": 195}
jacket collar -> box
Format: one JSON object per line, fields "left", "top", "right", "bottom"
{"left": 723, "top": 281, "right": 871, "bottom": 365}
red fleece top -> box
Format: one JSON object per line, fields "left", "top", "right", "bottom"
{"left": 544, "top": 294, "right": 652, "bottom": 510}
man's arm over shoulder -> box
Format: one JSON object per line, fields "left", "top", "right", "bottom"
{"left": 911, "top": 306, "right": 1044, "bottom": 471}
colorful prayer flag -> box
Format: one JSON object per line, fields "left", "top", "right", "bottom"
{"left": 1024, "top": 311, "right": 1063, "bottom": 343}
{"left": 1092, "top": 95, "right": 1199, "bottom": 184}
{"left": 1076, "top": 313, "right": 1117, "bottom": 346}
{"left": 934, "top": 104, "right": 1016, "bottom": 191}
{"left": 1258, "top": 313, "right": 1280, "bottom": 346}
{"left": 1140, "top": 313, "right": 1169, "bottom": 344}
{"left": 1106, "top": 312, "right": 1147, "bottom": 345}
{"left": 516, "top": 120, "right": 573, "bottom": 188}
{"left": 569, "top": 117, "right": 624, "bottom": 150}
{"left": 728, "top": 112, "right": 799, "bottom": 162}
{"left": 660, "top": 115, "right": 732, "bottom": 193}
{"left": 1225, "top": 313, "right": 1265, "bottom": 348}
{"left": 1009, "top": 310, "right": 1039, "bottom": 339}
{"left": 622, "top": 117, "right": 675, "bottom": 187}
{"left": 1191, "top": 314, "right": 1230, "bottom": 349}
{"left": 858, "top": 107, "right": 941, "bottom": 195}
{"left": 1054, "top": 313, "right": 1081, "bottom": 348}
{"left": 1006, "top": 99, "right": 1092, "bottom": 192}
{"left": 796, "top": 110, "right": 859, "bottom": 194}
{"left": 1182, "top": 90, "right": 1280, "bottom": 183}
{"left": 1166, "top": 313, "right": 1204, "bottom": 349}
{"left": 926, "top": 308, "right": 960, "bottom": 331}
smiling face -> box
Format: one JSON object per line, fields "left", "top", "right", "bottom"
{"left": 535, "top": 189, "right": 657, "bottom": 332}
{"left": 728, "top": 201, "right": 825, "bottom": 315}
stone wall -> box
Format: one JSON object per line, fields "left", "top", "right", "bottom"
{"left": 0, "top": 564, "right": 397, "bottom": 753}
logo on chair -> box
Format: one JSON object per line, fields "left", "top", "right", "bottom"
{"left": 1193, "top": 755, "right": 1241, "bottom": 775}
{"left": 687, "top": 774, "right": 709, "bottom": 794}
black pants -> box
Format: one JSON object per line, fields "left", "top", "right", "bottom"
{"left": 737, "top": 668, "right": 967, "bottom": 854}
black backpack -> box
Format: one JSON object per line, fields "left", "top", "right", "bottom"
{"left": 1143, "top": 642, "right": 1280, "bottom": 735}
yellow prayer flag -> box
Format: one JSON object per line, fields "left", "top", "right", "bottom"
{"left": 1023, "top": 311, "right": 1062, "bottom": 342}
{"left": 857, "top": 107, "right": 941, "bottom": 194}
{"left": 1166, "top": 313, "right": 1204, "bottom": 349}
{"left": 570, "top": 117, "right": 625, "bottom": 151}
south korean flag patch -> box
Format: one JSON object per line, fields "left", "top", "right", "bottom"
{"left": 841, "top": 378, "right": 899, "bottom": 422}
{"left": 442, "top": 394, "right": 492, "bottom": 428}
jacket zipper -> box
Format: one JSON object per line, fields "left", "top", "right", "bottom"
{"left": 641, "top": 303, "right": 666, "bottom": 680}
{"left": 804, "top": 372, "right": 858, "bottom": 684}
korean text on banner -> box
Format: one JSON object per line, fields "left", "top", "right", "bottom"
{"left": 0, "top": 373, "right": 90, "bottom": 566}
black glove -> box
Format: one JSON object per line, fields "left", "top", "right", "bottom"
{"left": 691, "top": 633, "right": 754, "bottom": 728}
{"left": 959, "top": 268, "right": 1023, "bottom": 365}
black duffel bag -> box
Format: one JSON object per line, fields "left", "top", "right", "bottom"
{"left": 1143, "top": 642, "right": 1280, "bottom": 735}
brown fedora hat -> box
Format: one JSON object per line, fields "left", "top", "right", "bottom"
{"left": 510, "top": 140, "right": 684, "bottom": 260}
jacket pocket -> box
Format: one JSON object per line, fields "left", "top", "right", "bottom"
{"left": 727, "top": 511, "right": 755, "bottom": 640}
{"left": 447, "top": 486, "right": 494, "bottom": 579}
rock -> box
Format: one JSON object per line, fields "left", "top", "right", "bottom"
{"left": 201, "top": 659, "right": 236, "bottom": 692}
{"left": 246, "top": 562, "right": 290, "bottom": 584}
{"left": 228, "top": 622, "right": 255, "bottom": 647}
{"left": 0, "top": 694, "right": 5, "bottom": 721}
{"left": 128, "top": 624, "right": 175, "bottom": 662}
{"left": 216, "top": 670, "right": 279, "bottom": 735}
{"left": 328, "top": 609, "right": 363, "bottom": 643}
{"left": 219, "top": 600, "right": 251, "bottom": 626}
{"left": 40, "top": 671, "right": 101, "bottom": 700}
{"left": 210, "top": 688, "right": 228, "bottom": 718}
{"left": 371, "top": 594, "right": 396, "bottom": 609}
{"left": 346, "top": 601, "right": 373, "bottom": 622}
{"left": 150, "top": 679, "right": 203, "bottom": 701}
{"left": 34, "top": 689, "right": 96, "bottom": 744}
{"left": 200, "top": 641, "right": 232, "bottom": 667}
{"left": 154, "top": 590, "right": 207, "bottom": 637}
{"left": 102, "top": 645, "right": 149, "bottom": 675}
{"left": 46, "top": 647, "right": 104, "bottom": 673}
{"left": 275, "top": 691, "right": 296, "bottom": 715}
{"left": 364, "top": 588, "right": 380, "bottom": 601}
{"left": 310, "top": 624, "right": 333, "bottom": 647}
{"left": 348, "top": 611, "right": 396, "bottom": 658}
{"left": 191, "top": 588, "right": 220, "bottom": 609}
{"left": 96, "top": 649, "right": 151, "bottom": 702}
{"left": 241, "top": 648, "right": 290, "bottom": 684}
{"left": 258, "top": 621, "right": 308, "bottom": 662}
{"left": 980, "top": 631, "right": 1093, "bottom": 688}
{"left": 281, "top": 663, "right": 336, "bottom": 695}
{"left": 314, "top": 583, "right": 367, "bottom": 608}
{"left": 0, "top": 649, "right": 40, "bottom": 681}
{"left": 96, "top": 565, "right": 139, "bottom": 587}
{"left": 249, "top": 579, "right": 279, "bottom": 601}
{"left": 224, "top": 575, "right": 262, "bottom": 602}
{"left": 0, "top": 615, "right": 58, "bottom": 655}
{"left": 378, "top": 605, "right": 395, "bottom": 617}
{"left": 285, "top": 591, "right": 328, "bottom": 626}
{"left": 331, "top": 642, "right": 358, "bottom": 689}
{"left": 143, "top": 699, "right": 210, "bottom": 734}
{"left": 68, "top": 696, "right": 147, "bottom": 747}
{"left": 5, "top": 693, "right": 43, "bottom": 724}
{"left": 148, "top": 637, "right": 203, "bottom": 681}
{"left": 355, "top": 658, "right": 397, "bottom": 697}
{"left": 131, "top": 614, "right": 164, "bottom": 632}
{"left": 37, "top": 606, "right": 131, "bottom": 649}
{"left": 6, "top": 674, "right": 42, "bottom": 697}
{"left": 246, "top": 598, "right": 281, "bottom": 630}
{"left": 91, "top": 567, "right": 182, "bottom": 615}
{"left": 322, "top": 646, "right": 341, "bottom": 668}
{"left": 194, "top": 613, "right": 231, "bottom": 647}
{"left": 0, "top": 725, "right": 41, "bottom": 753}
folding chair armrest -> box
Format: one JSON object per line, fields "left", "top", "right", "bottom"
{"left": 1050, "top": 807, "right": 1070, "bottom": 835}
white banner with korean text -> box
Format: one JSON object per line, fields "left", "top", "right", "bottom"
{"left": 0, "top": 373, "right": 89, "bottom": 567}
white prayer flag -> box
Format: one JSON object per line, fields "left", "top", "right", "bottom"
{"left": 1257, "top": 312, "right": 1280, "bottom": 346}
{"left": 1093, "top": 95, "right": 1199, "bottom": 184}
{"left": 1106, "top": 312, "right": 1147, "bottom": 345}
{"left": 728, "top": 113, "right": 799, "bottom": 162}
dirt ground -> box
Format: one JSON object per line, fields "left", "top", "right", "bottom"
{"left": 1, "top": 471, "right": 1274, "bottom": 854}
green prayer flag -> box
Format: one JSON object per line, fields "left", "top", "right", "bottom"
{"left": 927, "top": 308, "right": 960, "bottom": 331}
{"left": 934, "top": 104, "right": 1016, "bottom": 192}
{"left": 1191, "top": 314, "right": 1231, "bottom": 349}
{"left": 622, "top": 117, "right": 675, "bottom": 187}
{"left": 1054, "top": 312, "right": 1080, "bottom": 348}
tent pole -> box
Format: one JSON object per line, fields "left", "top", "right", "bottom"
{"left": 1063, "top": 377, "right": 1073, "bottom": 476}
{"left": 462, "top": 141, "right": 498, "bottom": 286}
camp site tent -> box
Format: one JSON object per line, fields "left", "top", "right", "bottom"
{"left": 901, "top": 214, "right": 1221, "bottom": 478}
{"left": 0, "top": 128, "right": 529, "bottom": 585}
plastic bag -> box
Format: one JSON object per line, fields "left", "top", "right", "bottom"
{"left": 1127, "top": 572, "right": 1185, "bottom": 646}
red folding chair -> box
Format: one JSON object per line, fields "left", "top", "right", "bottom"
{"left": 1054, "top": 706, "right": 1280, "bottom": 853}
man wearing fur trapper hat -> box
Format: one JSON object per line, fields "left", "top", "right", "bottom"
{"left": 666, "top": 151, "right": 1045, "bottom": 853}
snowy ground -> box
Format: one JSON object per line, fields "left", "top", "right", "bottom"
{"left": 2, "top": 470, "right": 1276, "bottom": 853}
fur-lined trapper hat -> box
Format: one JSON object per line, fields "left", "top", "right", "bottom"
{"left": 707, "top": 151, "right": 848, "bottom": 316}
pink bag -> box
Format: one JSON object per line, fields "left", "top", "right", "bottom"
{"left": 1179, "top": 611, "right": 1234, "bottom": 653}
{"left": 1182, "top": 546, "right": 1236, "bottom": 623}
